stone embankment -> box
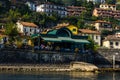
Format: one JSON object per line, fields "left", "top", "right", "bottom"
{"left": 0, "top": 62, "right": 120, "bottom": 72}
{"left": 0, "top": 64, "right": 70, "bottom": 72}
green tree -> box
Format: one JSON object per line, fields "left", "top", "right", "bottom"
{"left": 17, "top": 4, "right": 31, "bottom": 15}
{"left": 7, "top": 9, "right": 21, "bottom": 22}
{"left": 106, "top": 0, "right": 116, "bottom": 4}
{"left": 5, "top": 22, "right": 19, "bottom": 42}
{"left": 116, "top": 4, "right": 120, "bottom": 10}
{"left": 77, "top": 19, "right": 85, "bottom": 29}
{"left": 62, "top": 0, "right": 76, "bottom": 6}
{"left": 86, "top": 37, "right": 99, "bottom": 51}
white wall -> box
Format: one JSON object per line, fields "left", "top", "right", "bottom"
{"left": 103, "top": 40, "right": 120, "bottom": 49}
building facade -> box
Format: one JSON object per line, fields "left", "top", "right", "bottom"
{"left": 103, "top": 32, "right": 120, "bottom": 49}
{"left": 16, "top": 21, "right": 38, "bottom": 36}
{"left": 87, "top": 0, "right": 105, "bottom": 4}
{"left": 78, "top": 29, "right": 101, "bottom": 46}
{"left": 93, "top": 8, "right": 120, "bottom": 20}
{"left": 67, "top": 6, "right": 86, "bottom": 16}
{"left": 36, "top": 2, "right": 67, "bottom": 17}
{"left": 100, "top": 4, "right": 116, "bottom": 11}
{"left": 94, "top": 20, "right": 112, "bottom": 31}
{"left": 26, "top": 1, "right": 36, "bottom": 11}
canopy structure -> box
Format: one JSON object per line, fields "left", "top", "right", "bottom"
{"left": 31, "top": 34, "right": 40, "bottom": 39}
{"left": 31, "top": 27, "right": 90, "bottom": 44}
{"left": 42, "top": 37, "right": 90, "bottom": 44}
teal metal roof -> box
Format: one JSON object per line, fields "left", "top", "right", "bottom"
{"left": 31, "top": 34, "right": 39, "bottom": 38}
{"left": 47, "top": 30, "right": 58, "bottom": 35}
{"left": 42, "top": 37, "right": 61, "bottom": 42}
{"left": 42, "top": 37, "right": 90, "bottom": 44}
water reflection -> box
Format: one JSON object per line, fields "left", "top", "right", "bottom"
{"left": 0, "top": 72, "right": 120, "bottom": 80}
{"left": 70, "top": 72, "right": 97, "bottom": 78}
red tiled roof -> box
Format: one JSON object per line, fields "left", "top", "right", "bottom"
{"left": 95, "top": 20, "right": 111, "bottom": 24}
{"left": 104, "top": 35, "right": 120, "bottom": 41}
{"left": 79, "top": 29, "right": 100, "bottom": 35}
{"left": 20, "top": 22, "right": 38, "bottom": 28}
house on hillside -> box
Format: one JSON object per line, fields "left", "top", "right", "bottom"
{"left": 103, "top": 31, "right": 120, "bottom": 49}
{"left": 100, "top": 4, "right": 116, "bottom": 11}
{"left": 93, "top": 8, "right": 120, "bottom": 20}
{"left": 26, "top": 1, "right": 36, "bottom": 11}
{"left": 94, "top": 20, "right": 112, "bottom": 31}
{"left": 67, "top": 6, "right": 86, "bottom": 16}
{"left": 36, "top": 2, "right": 67, "bottom": 17}
{"left": 78, "top": 29, "right": 101, "bottom": 46}
{"left": 87, "top": 0, "right": 105, "bottom": 4}
{"left": 16, "top": 21, "right": 38, "bottom": 36}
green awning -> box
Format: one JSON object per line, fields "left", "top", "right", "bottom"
{"left": 72, "top": 39, "right": 90, "bottom": 44}
{"left": 31, "top": 34, "right": 40, "bottom": 38}
{"left": 58, "top": 37, "right": 74, "bottom": 42}
{"left": 42, "top": 37, "right": 90, "bottom": 44}
{"left": 42, "top": 37, "right": 61, "bottom": 42}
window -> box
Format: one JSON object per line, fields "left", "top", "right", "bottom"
{"left": 73, "top": 28, "right": 76, "bottom": 32}
{"left": 116, "top": 42, "right": 119, "bottom": 46}
{"left": 96, "top": 36, "right": 98, "bottom": 39}
{"left": 30, "top": 29, "right": 32, "bottom": 32}
{"left": 110, "top": 42, "right": 113, "bottom": 45}
{"left": 24, "top": 28, "right": 26, "bottom": 32}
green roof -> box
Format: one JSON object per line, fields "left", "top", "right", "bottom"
{"left": 47, "top": 30, "right": 58, "bottom": 35}
{"left": 31, "top": 34, "right": 40, "bottom": 38}
{"left": 42, "top": 37, "right": 61, "bottom": 42}
{"left": 42, "top": 37, "right": 90, "bottom": 44}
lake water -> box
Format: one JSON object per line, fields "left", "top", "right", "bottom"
{"left": 0, "top": 72, "right": 120, "bottom": 80}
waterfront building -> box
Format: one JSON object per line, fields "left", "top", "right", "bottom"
{"left": 16, "top": 21, "right": 38, "bottom": 36}
{"left": 36, "top": 2, "right": 67, "bottom": 17}
{"left": 103, "top": 31, "right": 120, "bottom": 49}
{"left": 67, "top": 6, "right": 86, "bottom": 16}
{"left": 78, "top": 29, "right": 101, "bottom": 46}
{"left": 54, "top": 23, "right": 78, "bottom": 35}
{"left": 93, "top": 8, "right": 120, "bottom": 20}
{"left": 31, "top": 25, "right": 90, "bottom": 53}
{"left": 94, "top": 20, "right": 112, "bottom": 31}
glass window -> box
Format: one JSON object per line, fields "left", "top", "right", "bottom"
{"left": 30, "top": 29, "right": 32, "bottom": 32}
{"left": 73, "top": 28, "right": 76, "bottom": 32}
{"left": 96, "top": 36, "right": 98, "bottom": 39}
{"left": 116, "top": 42, "right": 119, "bottom": 46}
{"left": 24, "top": 28, "right": 26, "bottom": 32}
{"left": 110, "top": 42, "right": 113, "bottom": 45}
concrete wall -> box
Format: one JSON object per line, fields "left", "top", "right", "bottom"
{"left": 95, "top": 48, "right": 120, "bottom": 66}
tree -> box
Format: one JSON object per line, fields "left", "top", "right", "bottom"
{"left": 106, "top": 0, "right": 116, "bottom": 4}
{"left": 5, "top": 22, "right": 19, "bottom": 42}
{"left": 7, "top": 9, "right": 21, "bottom": 22}
{"left": 62, "top": 0, "right": 76, "bottom": 6}
{"left": 86, "top": 36, "right": 99, "bottom": 51}
{"left": 116, "top": 4, "right": 120, "bottom": 10}
{"left": 17, "top": 4, "right": 31, "bottom": 15}
{"left": 77, "top": 19, "right": 85, "bottom": 29}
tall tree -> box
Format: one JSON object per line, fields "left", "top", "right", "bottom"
{"left": 7, "top": 9, "right": 21, "bottom": 22}
{"left": 5, "top": 22, "right": 19, "bottom": 42}
{"left": 106, "top": 0, "right": 116, "bottom": 4}
{"left": 62, "top": 0, "right": 76, "bottom": 6}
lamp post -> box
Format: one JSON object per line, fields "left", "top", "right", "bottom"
{"left": 113, "top": 53, "right": 118, "bottom": 69}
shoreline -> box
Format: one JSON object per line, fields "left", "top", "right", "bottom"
{"left": 0, "top": 64, "right": 120, "bottom": 72}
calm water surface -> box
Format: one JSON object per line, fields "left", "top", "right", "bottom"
{"left": 0, "top": 72, "right": 120, "bottom": 80}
